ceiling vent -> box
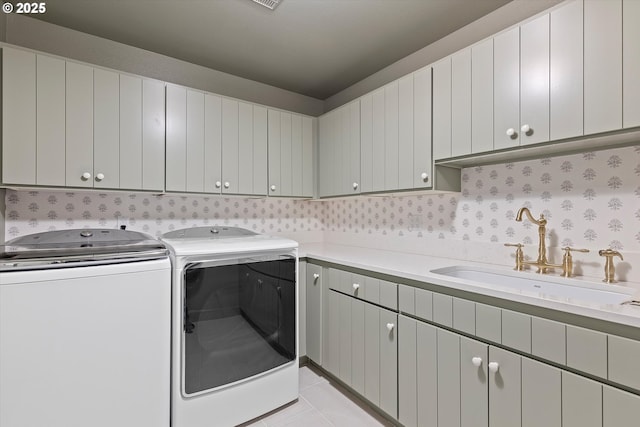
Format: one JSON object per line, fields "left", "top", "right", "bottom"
{"left": 252, "top": 0, "right": 281, "bottom": 10}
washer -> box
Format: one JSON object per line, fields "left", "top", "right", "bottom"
{"left": 0, "top": 229, "right": 171, "bottom": 427}
{"left": 161, "top": 226, "right": 299, "bottom": 427}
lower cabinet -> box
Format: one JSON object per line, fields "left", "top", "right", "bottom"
{"left": 323, "top": 289, "right": 398, "bottom": 419}
{"left": 305, "top": 263, "right": 323, "bottom": 364}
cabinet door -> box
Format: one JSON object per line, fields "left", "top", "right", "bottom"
{"left": 433, "top": 58, "right": 452, "bottom": 160}
{"left": 305, "top": 264, "right": 322, "bottom": 364}
{"left": 384, "top": 81, "right": 399, "bottom": 190}
{"left": 337, "top": 106, "right": 348, "bottom": 195}
{"left": 142, "top": 79, "right": 166, "bottom": 191}
{"left": 550, "top": 0, "right": 583, "bottom": 140}
{"left": 323, "top": 290, "right": 340, "bottom": 375}
{"left": 437, "top": 329, "right": 460, "bottom": 427}
{"left": 351, "top": 299, "right": 366, "bottom": 396}
{"left": 186, "top": 90, "right": 205, "bottom": 193}
{"left": 2, "top": 47, "right": 36, "bottom": 185}
{"left": 398, "top": 74, "right": 414, "bottom": 190}
{"left": 460, "top": 337, "right": 488, "bottom": 427}
{"left": 562, "top": 371, "right": 602, "bottom": 427}
{"left": 318, "top": 112, "right": 334, "bottom": 197}
{"left": 281, "top": 112, "right": 293, "bottom": 196}
{"left": 165, "top": 85, "right": 187, "bottom": 192}
{"left": 221, "top": 98, "right": 239, "bottom": 193}
{"left": 603, "top": 385, "right": 640, "bottom": 427}
{"left": 301, "top": 116, "right": 314, "bottom": 197}
{"left": 66, "top": 62, "right": 94, "bottom": 188}
{"left": 364, "top": 303, "right": 380, "bottom": 406}
{"left": 93, "top": 69, "right": 119, "bottom": 189}
{"left": 360, "top": 93, "right": 373, "bottom": 193}
{"left": 494, "top": 27, "right": 520, "bottom": 149}
{"left": 348, "top": 101, "right": 361, "bottom": 194}
{"left": 520, "top": 14, "right": 549, "bottom": 145}
{"left": 413, "top": 67, "right": 432, "bottom": 187}
{"left": 584, "top": 0, "right": 622, "bottom": 134}
{"left": 253, "top": 106, "right": 268, "bottom": 195}
{"left": 398, "top": 316, "right": 417, "bottom": 427}
{"left": 451, "top": 48, "right": 472, "bottom": 157}
{"left": 489, "top": 346, "right": 521, "bottom": 427}
{"left": 119, "top": 75, "right": 143, "bottom": 190}
{"left": 371, "top": 89, "right": 385, "bottom": 192}
{"left": 521, "top": 357, "right": 560, "bottom": 427}
{"left": 291, "top": 114, "right": 303, "bottom": 197}
{"left": 379, "top": 309, "right": 397, "bottom": 418}
{"left": 471, "top": 39, "right": 494, "bottom": 154}
{"left": 338, "top": 293, "right": 352, "bottom": 386}
{"left": 417, "top": 321, "right": 438, "bottom": 427}
{"left": 204, "top": 94, "right": 222, "bottom": 193}
{"left": 238, "top": 102, "right": 254, "bottom": 195}
{"left": 36, "top": 54, "right": 65, "bottom": 186}
{"left": 623, "top": 0, "right": 640, "bottom": 128}
{"left": 298, "top": 261, "right": 307, "bottom": 358}
{"left": 268, "top": 109, "right": 283, "bottom": 196}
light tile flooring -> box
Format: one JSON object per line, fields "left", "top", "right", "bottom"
{"left": 241, "top": 365, "right": 395, "bottom": 427}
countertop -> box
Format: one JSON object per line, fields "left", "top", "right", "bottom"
{"left": 300, "top": 243, "right": 640, "bottom": 329}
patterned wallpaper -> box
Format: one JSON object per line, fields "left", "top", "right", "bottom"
{"left": 4, "top": 145, "right": 640, "bottom": 255}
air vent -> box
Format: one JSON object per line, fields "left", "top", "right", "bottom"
{"left": 252, "top": 0, "right": 281, "bottom": 10}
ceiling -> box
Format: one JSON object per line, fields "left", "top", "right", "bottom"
{"left": 32, "top": 0, "right": 512, "bottom": 100}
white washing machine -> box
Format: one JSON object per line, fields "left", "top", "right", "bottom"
{"left": 0, "top": 229, "right": 171, "bottom": 427}
{"left": 161, "top": 226, "right": 299, "bottom": 427}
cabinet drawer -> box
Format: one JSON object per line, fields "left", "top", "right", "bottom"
{"left": 476, "top": 303, "right": 501, "bottom": 343}
{"left": 608, "top": 335, "right": 640, "bottom": 391}
{"left": 566, "top": 325, "right": 607, "bottom": 378}
{"left": 502, "top": 310, "right": 531, "bottom": 353}
{"left": 452, "top": 298, "right": 475, "bottom": 335}
{"left": 433, "top": 293, "right": 453, "bottom": 327}
{"left": 398, "top": 285, "right": 415, "bottom": 315}
{"left": 328, "top": 268, "right": 344, "bottom": 293}
{"left": 415, "top": 288, "right": 433, "bottom": 321}
{"left": 532, "top": 317, "right": 566, "bottom": 365}
{"left": 348, "top": 272, "right": 365, "bottom": 299}
{"left": 379, "top": 280, "right": 398, "bottom": 311}
{"left": 363, "top": 276, "right": 380, "bottom": 305}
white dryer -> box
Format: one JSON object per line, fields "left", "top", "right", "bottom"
{"left": 161, "top": 226, "right": 299, "bottom": 427}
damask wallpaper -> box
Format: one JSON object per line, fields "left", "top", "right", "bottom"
{"left": 4, "top": 145, "right": 640, "bottom": 256}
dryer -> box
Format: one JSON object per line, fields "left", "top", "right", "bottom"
{"left": 161, "top": 226, "right": 299, "bottom": 427}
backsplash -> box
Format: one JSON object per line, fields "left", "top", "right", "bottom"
{"left": 4, "top": 145, "right": 640, "bottom": 274}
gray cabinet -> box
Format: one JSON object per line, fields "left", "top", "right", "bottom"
{"left": 268, "top": 109, "right": 314, "bottom": 197}
{"left": 433, "top": 58, "right": 452, "bottom": 160}
{"left": 1, "top": 47, "right": 165, "bottom": 190}
{"left": 493, "top": 27, "right": 520, "bottom": 150}
{"left": 488, "top": 346, "right": 521, "bottom": 427}
{"left": 471, "top": 39, "right": 494, "bottom": 154}
{"left": 460, "top": 337, "right": 488, "bottom": 427}
{"left": 584, "top": 0, "right": 622, "bottom": 134}
{"left": 298, "top": 261, "right": 307, "bottom": 358}
{"left": 305, "top": 264, "right": 323, "bottom": 364}
{"left": 521, "top": 358, "right": 561, "bottom": 427}
{"left": 603, "top": 385, "right": 640, "bottom": 427}
{"left": 562, "top": 371, "right": 602, "bottom": 427}
{"left": 451, "top": 49, "right": 472, "bottom": 158}
{"left": 437, "top": 329, "right": 461, "bottom": 427}
{"left": 623, "top": 0, "right": 640, "bottom": 128}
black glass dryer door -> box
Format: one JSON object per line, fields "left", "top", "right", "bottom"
{"left": 182, "top": 255, "right": 296, "bottom": 395}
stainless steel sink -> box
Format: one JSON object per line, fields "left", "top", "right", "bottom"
{"left": 430, "top": 266, "right": 636, "bottom": 305}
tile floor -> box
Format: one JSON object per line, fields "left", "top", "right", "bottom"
{"left": 240, "top": 365, "right": 395, "bottom": 427}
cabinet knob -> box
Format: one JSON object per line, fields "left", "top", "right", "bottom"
{"left": 270, "top": 185, "right": 276, "bottom": 191}
{"left": 215, "top": 181, "right": 222, "bottom": 188}
{"left": 95, "top": 173, "right": 105, "bottom": 182}
{"left": 386, "top": 323, "right": 395, "bottom": 332}
{"left": 81, "top": 172, "right": 91, "bottom": 181}
{"left": 488, "top": 362, "right": 500, "bottom": 373}
{"left": 353, "top": 182, "right": 359, "bottom": 190}
{"left": 506, "top": 128, "right": 516, "bottom": 137}
{"left": 521, "top": 124, "right": 531, "bottom": 134}
{"left": 471, "top": 357, "right": 483, "bottom": 367}
{"left": 352, "top": 283, "right": 360, "bottom": 291}
{"left": 420, "top": 172, "right": 429, "bottom": 181}
{"left": 224, "top": 182, "right": 230, "bottom": 189}
{"left": 313, "top": 273, "right": 320, "bottom": 280}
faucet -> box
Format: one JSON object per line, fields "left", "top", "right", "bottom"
{"left": 514, "top": 207, "right": 562, "bottom": 274}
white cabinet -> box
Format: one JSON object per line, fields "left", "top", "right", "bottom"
{"left": 166, "top": 87, "right": 268, "bottom": 195}
{"left": 268, "top": 109, "right": 314, "bottom": 197}
{"left": 1, "top": 47, "right": 165, "bottom": 190}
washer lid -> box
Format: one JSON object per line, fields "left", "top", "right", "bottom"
{"left": 162, "top": 226, "right": 257, "bottom": 239}
{"left": 0, "top": 228, "right": 166, "bottom": 262}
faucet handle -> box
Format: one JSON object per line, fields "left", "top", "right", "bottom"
{"left": 504, "top": 243, "right": 525, "bottom": 271}
{"left": 598, "top": 249, "right": 623, "bottom": 260}
{"left": 599, "top": 249, "right": 623, "bottom": 283}
{"left": 560, "top": 247, "right": 589, "bottom": 278}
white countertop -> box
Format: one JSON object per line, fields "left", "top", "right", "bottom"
{"left": 300, "top": 243, "right": 640, "bottom": 329}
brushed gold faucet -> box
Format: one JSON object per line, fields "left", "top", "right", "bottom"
{"left": 514, "top": 207, "right": 561, "bottom": 273}
{"left": 598, "top": 249, "right": 623, "bottom": 283}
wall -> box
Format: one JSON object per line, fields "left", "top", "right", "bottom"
{"left": 3, "top": 14, "right": 324, "bottom": 116}
{"left": 324, "top": 0, "right": 563, "bottom": 111}
{"left": 5, "top": 145, "right": 640, "bottom": 282}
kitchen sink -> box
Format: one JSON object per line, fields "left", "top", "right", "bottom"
{"left": 430, "top": 266, "right": 636, "bottom": 305}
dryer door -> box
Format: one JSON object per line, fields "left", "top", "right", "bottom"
{"left": 182, "top": 254, "right": 296, "bottom": 396}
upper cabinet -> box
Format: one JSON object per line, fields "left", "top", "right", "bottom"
{"left": 268, "top": 109, "right": 314, "bottom": 198}
{"left": 2, "top": 47, "right": 165, "bottom": 191}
